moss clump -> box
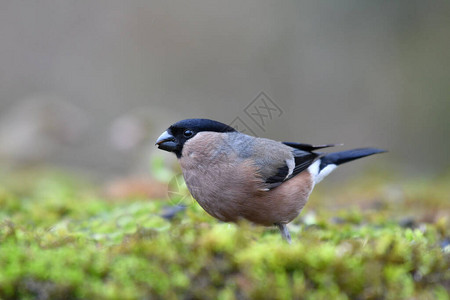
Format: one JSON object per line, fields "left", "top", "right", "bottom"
{"left": 0, "top": 170, "right": 449, "bottom": 299}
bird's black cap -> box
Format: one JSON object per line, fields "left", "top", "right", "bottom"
{"left": 169, "top": 118, "right": 236, "bottom": 134}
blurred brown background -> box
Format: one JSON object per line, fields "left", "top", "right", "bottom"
{"left": 1, "top": 1, "right": 449, "bottom": 177}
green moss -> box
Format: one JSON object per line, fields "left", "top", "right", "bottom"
{"left": 0, "top": 170, "right": 448, "bottom": 299}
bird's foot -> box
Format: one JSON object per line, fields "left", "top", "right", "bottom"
{"left": 275, "top": 223, "right": 292, "bottom": 244}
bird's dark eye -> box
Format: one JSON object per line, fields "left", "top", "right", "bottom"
{"left": 183, "top": 129, "right": 194, "bottom": 137}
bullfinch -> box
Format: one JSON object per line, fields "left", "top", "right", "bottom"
{"left": 156, "top": 118, "right": 385, "bottom": 243}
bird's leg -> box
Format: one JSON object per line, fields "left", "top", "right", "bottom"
{"left": 275, "top": 223, "right": 291, "bottom": 244}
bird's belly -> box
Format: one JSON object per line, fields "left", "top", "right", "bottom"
{"left": 181, "top": 162, "right": 314, "bottom": 226}
{"left": 181, "top": 166, "right": 241, "bottom": 222}
{"left": 242, "top": 172, "right": 314, "bottom": 225}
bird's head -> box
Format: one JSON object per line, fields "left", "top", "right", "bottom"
{"left": 155, "top": 118, "right": 236, "bottom": 157}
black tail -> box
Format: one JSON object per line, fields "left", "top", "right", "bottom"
{"left": 319, "top": 148, "right": 386, "bottom": 170}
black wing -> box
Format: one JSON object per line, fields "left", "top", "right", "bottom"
{"left": 265, "top": 149, "right": 319, "bottom": 189}
{"left": 282, "top": 142, "right": 338, "bottom": 152}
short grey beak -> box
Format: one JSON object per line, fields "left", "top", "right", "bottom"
{"left": 155, "top": 131, "right": 174, "bottom": 145}
{"left": 155, "top": 130, "right": 178, "bottom": 152}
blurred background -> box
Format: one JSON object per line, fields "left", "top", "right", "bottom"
{"left": 0, "top": 3, "right": 449, "bottom": 298}
{"left": 1, "top": 0, "right": 449, "bottom": 180}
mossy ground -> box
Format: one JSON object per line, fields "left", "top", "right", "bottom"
{"left": 0, "top": 167, "right": 449, "bottom": 300}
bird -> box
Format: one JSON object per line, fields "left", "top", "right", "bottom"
{"left": 155, "top": 118, "right": 385, "bottom": 243}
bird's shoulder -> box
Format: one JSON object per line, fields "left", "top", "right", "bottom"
{"left": 231, "top": 134, "right": 321, "bottom": 190}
